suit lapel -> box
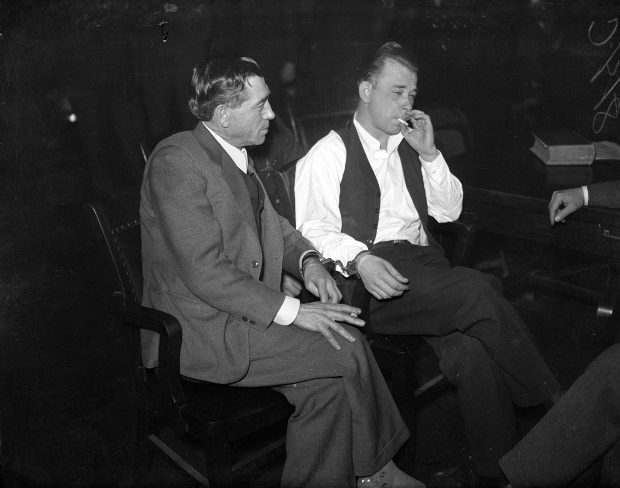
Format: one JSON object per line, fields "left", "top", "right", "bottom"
{"left": 192, "top": 123, "right": 260, "bottom": 239}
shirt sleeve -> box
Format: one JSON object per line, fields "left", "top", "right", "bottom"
{"left": 295, "top": 131, "right": 369, "bottom": 270}
{"left": 420, "top": 151, "right": 463, "bottom": 222}
{"left": 274, "top": 296, "right": 300, "bottom": 325}
{"left": 582, "top": 185, "right": 589, "bottom": 206}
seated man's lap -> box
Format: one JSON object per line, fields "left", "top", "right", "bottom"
{"left": 234, "top": 321, "right": 370, "bottom": 388}
{"left": 369, "top": 243, "right": 499, "bottom": 336}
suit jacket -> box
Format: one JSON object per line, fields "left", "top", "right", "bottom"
{"left": 140, "top": 123, "right": 313, "bottom": 383}
{"left": 589, "top": 180, "right": 620, "bottom": 209}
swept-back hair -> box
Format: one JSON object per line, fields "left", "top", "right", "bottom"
{"left": 188, "top": 57, "right": 263, "bottom": 121}
{"left": 357, "top": 42, "right": 418, "bottom": 86}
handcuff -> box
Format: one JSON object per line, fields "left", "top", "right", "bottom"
{"left": 301, "top": 250, "right": 372, "bottom": 279}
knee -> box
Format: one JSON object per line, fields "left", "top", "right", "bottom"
{"left": 435, "top": 335, "right": 492, "bottom": 384}
{"left": 458, "top": 267, "right": 502, "bottom": 297}
{"left": 337, "top": 329, "right": 375, "bottom": 376}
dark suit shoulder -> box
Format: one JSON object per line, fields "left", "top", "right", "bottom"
{"left": 152, "top": 130, "right": 198, "bottom": 154}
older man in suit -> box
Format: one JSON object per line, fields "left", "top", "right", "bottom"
{"left": 139, "top": 57, "right": 423, "bottom": 488}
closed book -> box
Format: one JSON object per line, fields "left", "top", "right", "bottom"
{"left": 530, "top": 129, "right": 595, "bottom": 166}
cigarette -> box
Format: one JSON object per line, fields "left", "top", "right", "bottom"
{"left": 397, "top": 118, "right": 412, "bottom": 128}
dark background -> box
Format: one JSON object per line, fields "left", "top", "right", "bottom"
{"left": 0, "top": 1, "right": 619, "bottom": 486}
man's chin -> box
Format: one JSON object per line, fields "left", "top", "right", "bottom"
{"left": 247, "top": 135, "right": 267, "bottom": 147}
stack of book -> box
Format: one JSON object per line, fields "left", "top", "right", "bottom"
{"left": 530, "top": 129, "right": 595, "bottom": 166}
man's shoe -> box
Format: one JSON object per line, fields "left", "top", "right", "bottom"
{"left": 357, "top": 469, "right": 426, "bottom": 488}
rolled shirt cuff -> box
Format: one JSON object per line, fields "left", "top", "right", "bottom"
{"left": 274, "top": 296, "right": 300, "bottom": 325}
{"left": 582, "top": 185, "right": 589, "bottom": 206}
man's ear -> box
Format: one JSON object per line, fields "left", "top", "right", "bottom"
{"left": 359, "top": 81, "right": 372, "bottom": 103}
{"left": 214, "top": 104, "right": 230, "bottom": 128}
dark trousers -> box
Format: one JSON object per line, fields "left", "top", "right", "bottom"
{"left": 500, "top": 342, "right": 620, "bottom": 487}
{"left": 367, "top": 241, "right": 560, "bottom": 478}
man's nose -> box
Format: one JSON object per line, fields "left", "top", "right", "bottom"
{"left": 263, "top": 101, "right": 275, "bottom": 120}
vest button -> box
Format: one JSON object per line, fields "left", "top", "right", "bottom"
{"left": 252, "top": 261, "right": 259, "bottom": 268}
{"left": 376, "top": 192, "right": 381, "bottom": 197}
{"left": 372, "top": 224, "right": 377, "bottom": 229}
{"left": 375, "top": 208, "right": 380, "bottom": 213}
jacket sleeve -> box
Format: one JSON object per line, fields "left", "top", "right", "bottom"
{"left": 278, "top": 212, "right": 315, "bottom": 280}
{"left": 588, "top": 180, "right": 620, "bottom": 209}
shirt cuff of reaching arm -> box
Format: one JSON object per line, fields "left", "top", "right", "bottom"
{"left": 419, "top": 149, "right": 444, "bottom": 166}
{"left": 582, "top": 185, "right": 589, "bottom": 206}
{"left": 419, "top": 149, "right": 443, "bottom": 164}
{"left": 274, "top": 296, "right": 300, "bottom": 325}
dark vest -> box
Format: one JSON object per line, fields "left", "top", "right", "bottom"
{"left": 337, "top": 123, "right": 438, "bottom": 249}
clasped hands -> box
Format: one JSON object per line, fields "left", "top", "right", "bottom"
{"left": 282, "top": 262, "right": 364, "bottom": 351}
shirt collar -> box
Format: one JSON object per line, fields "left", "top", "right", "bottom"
{"left": 353, "top": 115, "right": 403, "bottom": 156}
{"left": 203, "top": 122, "right": 248, "bottom": 173}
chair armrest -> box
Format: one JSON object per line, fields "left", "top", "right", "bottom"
{"left": 116, "top": 303, "right": 187, "bottom": 408}
{"left": 428, "top": 217, "right": 477, "bottom": 267}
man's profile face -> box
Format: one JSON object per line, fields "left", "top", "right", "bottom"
{"left": 227, "top": 76, "right": 275, "bottom": 147}
{"left": 366, "top": 59, "right": 418, "bottom": 137}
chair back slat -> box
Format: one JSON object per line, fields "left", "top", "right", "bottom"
{"left": 85, "top": 202, "right": 143, "bottom": 306}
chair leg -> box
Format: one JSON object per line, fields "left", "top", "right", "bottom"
{"left": 134, "top": 414, "right": 155, "bottom": 487}
{"left": 149, "top": 435, "right": 210, "bottom": 487}
{"left": 203, "top": 434, "right": 234, "bottom": 488}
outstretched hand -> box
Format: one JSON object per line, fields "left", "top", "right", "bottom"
{"left": 400, "top": 109, "right": 439, "bottom": 162}
{"left": 357, "top": 254, "right": 409, "bottom": 300}
{"left": 293, "top": 302, "right": 364, "bottom": 350}
{"left": 548, "top": 187, "right": 584, "bottom": 225}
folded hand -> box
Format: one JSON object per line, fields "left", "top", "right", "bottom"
{"left": 357, "top": 254, "right": 409, "bottom": 300}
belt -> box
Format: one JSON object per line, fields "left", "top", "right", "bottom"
{"left": 372, "top": 240, "right": 411, "bottom": 250}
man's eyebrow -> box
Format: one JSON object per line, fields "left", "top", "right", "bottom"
{"left": 254, "top": 92, "right": 270, "bottom": 107}
{"left": 391, "top": 84, "right": 417, "bottom": 94}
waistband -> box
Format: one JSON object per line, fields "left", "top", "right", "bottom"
{"left": 371, "top": 239, "right": 413, "bottom": 250}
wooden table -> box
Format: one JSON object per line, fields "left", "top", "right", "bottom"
{"left": 449, "top": 135, "right": 620, "bottom": 311}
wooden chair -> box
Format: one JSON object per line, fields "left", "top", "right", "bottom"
{"left": 85, "top": 201, "right": 292, "bottom": 487}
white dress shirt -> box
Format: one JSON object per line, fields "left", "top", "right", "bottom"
{"left": 205, "top": 123, "right": 299, "bottom": 325}
{"left": 295, "top": 117, "right": 463, "bottom": 274}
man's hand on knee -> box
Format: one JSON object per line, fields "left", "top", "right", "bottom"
{"left": 357, "top": 255, "right": 409, "bottom": 300}
{"left": 292, "top": 303, "right": 364, "bottom": 350}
